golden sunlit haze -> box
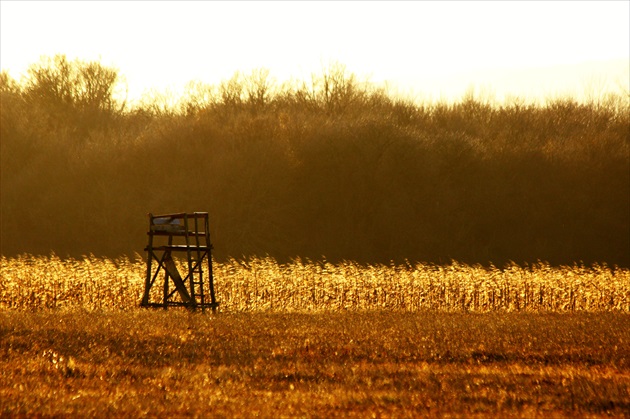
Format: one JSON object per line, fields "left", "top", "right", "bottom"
{"left": 1, "top": 1, "right": 628, "bottom": 104}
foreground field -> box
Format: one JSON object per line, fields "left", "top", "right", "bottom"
{"left": 1, "top": 311, "right": 628, "bottom": 417}
{"left": 2, "top": 256, "right": 629, "bottom": 416}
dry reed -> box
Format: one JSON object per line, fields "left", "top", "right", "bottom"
{"left": 2, "top": 254, "right": 628, "bottom": 312}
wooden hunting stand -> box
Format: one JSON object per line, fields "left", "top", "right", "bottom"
{"left": 141, "top": 212, "right": 218, "bottom": 311}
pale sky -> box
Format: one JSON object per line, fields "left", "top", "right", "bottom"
{"left": 1, "top": 1, "right": 628, "bottom": 104}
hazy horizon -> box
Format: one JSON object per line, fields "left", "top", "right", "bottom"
{"left": 4, "top": 54, "right": 628, "bottom": 108}
{"left": 2, "top": 1, "right": 628, "bottom": 105}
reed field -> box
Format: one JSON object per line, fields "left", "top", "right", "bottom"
{"left": 1, "top": 254, "right": 629, "bottom": 312}
{"left": 1, "top": 227, "right": 629, "bottom": 417}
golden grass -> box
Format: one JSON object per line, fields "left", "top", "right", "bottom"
{"left": 2, "top": 254, "right": 628, "bottom": 312}
{"left": 1, "top": 310, "right": 629, "bottom": 417}
{"left": 2, "top": 255, "right": 629, "bottom": 416}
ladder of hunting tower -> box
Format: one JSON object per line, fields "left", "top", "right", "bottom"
{"left": 141, "top": 212, "right": 218, "bottom": 311}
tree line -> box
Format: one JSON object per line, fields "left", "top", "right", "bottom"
{"left": 1, "top": 55, "right": 629, "bottom": 266}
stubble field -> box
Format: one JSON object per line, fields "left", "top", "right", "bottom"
{"left": 1, "top": 255, "right": 629, "bottom": 417}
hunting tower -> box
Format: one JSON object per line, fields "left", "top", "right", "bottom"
{"left": 141, "top": 212, "right": 218, "bottom": 311}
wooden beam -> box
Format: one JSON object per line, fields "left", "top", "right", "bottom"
{"left": 163, "top": 255, "right": 192, "bottom": 303}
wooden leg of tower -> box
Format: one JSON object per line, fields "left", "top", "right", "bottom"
{"left": 141, "top": 250, "right": 152, "bottom": 307}
{"left": 162, "top": 251, "right": 170, "bottom": 310}
{"left": 207, "top": 252, "right": 217, "bottom": 312}
{"left": 142, "top": 222, "right": 154, "bottom": 307}
{"left": 204, "top": 213, "right": 217, "bottom": 312}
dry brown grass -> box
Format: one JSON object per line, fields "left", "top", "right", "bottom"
{"left": 1, "top": 310, "right": 628, "bottom": 417}
{"left": 1, "top": 254, "right": 628, "bottom": 312}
